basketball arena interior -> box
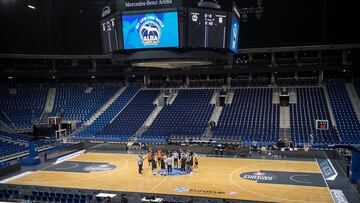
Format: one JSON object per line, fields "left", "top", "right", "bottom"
{"left": 1, "top": 0, "right": 360, "bottom": 202}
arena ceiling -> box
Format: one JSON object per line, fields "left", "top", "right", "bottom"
{"left": 0, "top": 0, "right": 359, "bottom": 54}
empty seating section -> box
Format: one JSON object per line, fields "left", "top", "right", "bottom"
{"left": 213, "top": 88, "right": 279, "bottom": 145}
{"left": 98, "top": 90, "right": 160, "bottom": 141}
{"left": 0, "top": 139, "right": 26, "bottom": 159}
{"left": 0, "top": 131, "right": 27, "bottom": 159}
{"left": 0, "top": 188, "right": 94, "bottom": 203}
{"left": 52, "top": 85, "right": 119, "bottom": 124}
{"left": 327, "top": 81, "right": 360, "bottom": 144}
{"left": 140, "top": 90, "right": 214, "bottom": 143}
{"left": 0, "top": 87, "right": 47, "bottom": 129}
{"left": 0, "top": 131, "right": 50, "bottom": 160}
{"left": 290, "top": 88, "right": 339, "bottom": 147}
{"left": 73, "top": 87, "right": 139, "bottom": 141}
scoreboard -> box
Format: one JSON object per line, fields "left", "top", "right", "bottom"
{"left": 188, "top": 8, "right": 227, "bottom": 48}
{"left": 100, "top": 13, "right": 122, "bottom": 53}
{"left": 99, "top": 1, "right": 240, "bottom": 53}
{"left": 229, "top": 15, "right": 239, "bottom": 53}
{"left": 316, "top": 120, "right": 329, "bottom": 130}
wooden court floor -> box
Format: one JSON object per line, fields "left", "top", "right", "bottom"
{"left": 9, "top": 153, "right": 333, "bottom": 203}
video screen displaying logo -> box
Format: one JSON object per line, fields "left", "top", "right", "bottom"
{"left": 188, "top": 8, "right": 227, "bottom": 48}
{"left": 229, "top": 16, "right": 239, "bottom": 53}
{"left": 122, "top": 11, "right": 179, "bottom": 49}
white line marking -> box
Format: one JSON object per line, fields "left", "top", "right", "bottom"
{"left": 322, "top": 151, "right": 338, "bottom": 181}
{"left": 0, "top": 172, "right": 33, "bottom": 183}
{"left": 149, "top": 176, "right": 169, "bottom": 193}
{"left": 54, "top": 163, "right": 79, "bottom": 170}
{"left": 290, "top": 175, "right": 312, "bottom": 184}
{"left": 313, "top": 152, "right": 335, "bottom": 203}
{"left": 54, "top": 150, "right": 85, "bottom": 164}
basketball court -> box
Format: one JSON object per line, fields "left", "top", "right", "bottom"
{"left": 6, "top": 152, "right": 333, "bottom": 202}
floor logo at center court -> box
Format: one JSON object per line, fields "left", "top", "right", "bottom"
{"left": 83, "top": 164, "right": 116, "bottom": 172}
{"left": 240, "top": 171, "right": 278, "bottom": 181}
{"left": 157, "top": 168, "right": 191, "bottom": 176}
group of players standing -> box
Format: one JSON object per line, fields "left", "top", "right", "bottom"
{"left": 137, "top": 149, "right": 199, "bottom": 175}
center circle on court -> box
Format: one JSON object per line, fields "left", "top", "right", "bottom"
{"left": 156, "top": 168, "right": 191, "bottom": 176}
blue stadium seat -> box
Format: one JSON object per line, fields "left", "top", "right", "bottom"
{"left": 140, "top": 89, "right": 214, "bottom": 143}
{"left": 327, "top": 80, "right": 360, "bottom": 144}
{"left": 213, "top": 88, "right": 279, "bottom": 145}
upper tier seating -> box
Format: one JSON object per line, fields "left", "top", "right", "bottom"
{"left": 213, "top": 88, "right": 279, "bottom": 145}
{"left": 97, "top": 90, "right": 160, "bottom": 142}
{"left": 140, "top": 89, "right": 214, "bottom": 143}
{"left": 327, "top": 81, "right": 360, "bottom": 144}
{"left": 52, "top": 84, "right": 119, "bottom": 125}
{"left": 290, "top": 88, "right": 339, "bottom": 147}
{"left": 73, "top": 87, "right": 139, "bottom": 142}
{"left": 0, "top": 86, "right": 48, "bottom": 129}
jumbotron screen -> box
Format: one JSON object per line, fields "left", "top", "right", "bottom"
{"left": 122, "top": 11, "right": 179, "bottom": 49}
{"left": 229, "top": 15, "right": 239, "bottom": 53}
{"left": 100, "top": 14, "right": 122, "bottom": 53}
{"left": 188, "top": 8, "right": 227, "bottom": 48}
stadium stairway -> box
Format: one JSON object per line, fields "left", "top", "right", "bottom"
{"left": 225, "top": 91, "right": 234, "bottom": 104}
{"left": 167, "top": 91, "right": 178, "bottom": 104}
{"left": 213, "top": 88, "right": 279, "bottom": 145}
{"left": 130, "top": 92, "right": 165, "bottom": 141}
{"left": 97, "top": 90, "right": 160, "bottom": 142}
{"left": 71, "top": 87, "right": 127, "bottom": 136}
{"left": 202, "top": 91, "right": 224, "bottom": 141}
{"left": 326, "top": 81, "right": 360, "bottom": 144}
{"left": 279, "top": 106, "right": 291, "bottom": 140}
{"left": 71, "top": 87, "right": 139, "bottom": 141}
{"left": 345, "top": 83, "right": 360, "bottom": 122}
{"left": 40, "top": 87, "right": 56, "bottom": 123}
{"left": 290, "top": 87, "right": 339, "bottom": 147}
{"left": 323, "top": 85, "right": 337, "bottom": 127}
{"left": 139, "top": 89, "right": 214, "bottom": 143}
{"left": 51, "top": 84, "right": 119, "bottom": 126}
{"left": 85, "top": 87, "right": 127, "bottom": 126}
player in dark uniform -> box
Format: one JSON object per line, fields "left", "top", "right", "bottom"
{"left": 194, "top": 154, "right": 199, "bottom": 170}
{"left": 189, "top": 153, "right": 194, "bottom": 171}
{"left": 180, "top": 156, "right": 186, "bottom": 173}
{"left": 151, "top": 155, "right": 157, "bottom": 175}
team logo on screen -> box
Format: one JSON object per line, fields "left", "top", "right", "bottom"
{"left": 137, "top": 15, "right": 164, "bottom": 46}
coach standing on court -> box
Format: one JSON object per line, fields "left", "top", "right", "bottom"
{"left": 137, "top": 153, "right": 144, "bottom": 174}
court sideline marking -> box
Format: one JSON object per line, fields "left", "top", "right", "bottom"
{"left": 54, "top": 163, "right": 79, "bottom": 170}
{"left": 289, "top": 174, "right": 312, "bottom": 184}
{"left": 313, "top": 152, "right": 335, "bottom": 203}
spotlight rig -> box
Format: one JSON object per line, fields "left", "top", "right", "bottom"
{"left": 239, "top": 0, "right": 264, "bottom": 22}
